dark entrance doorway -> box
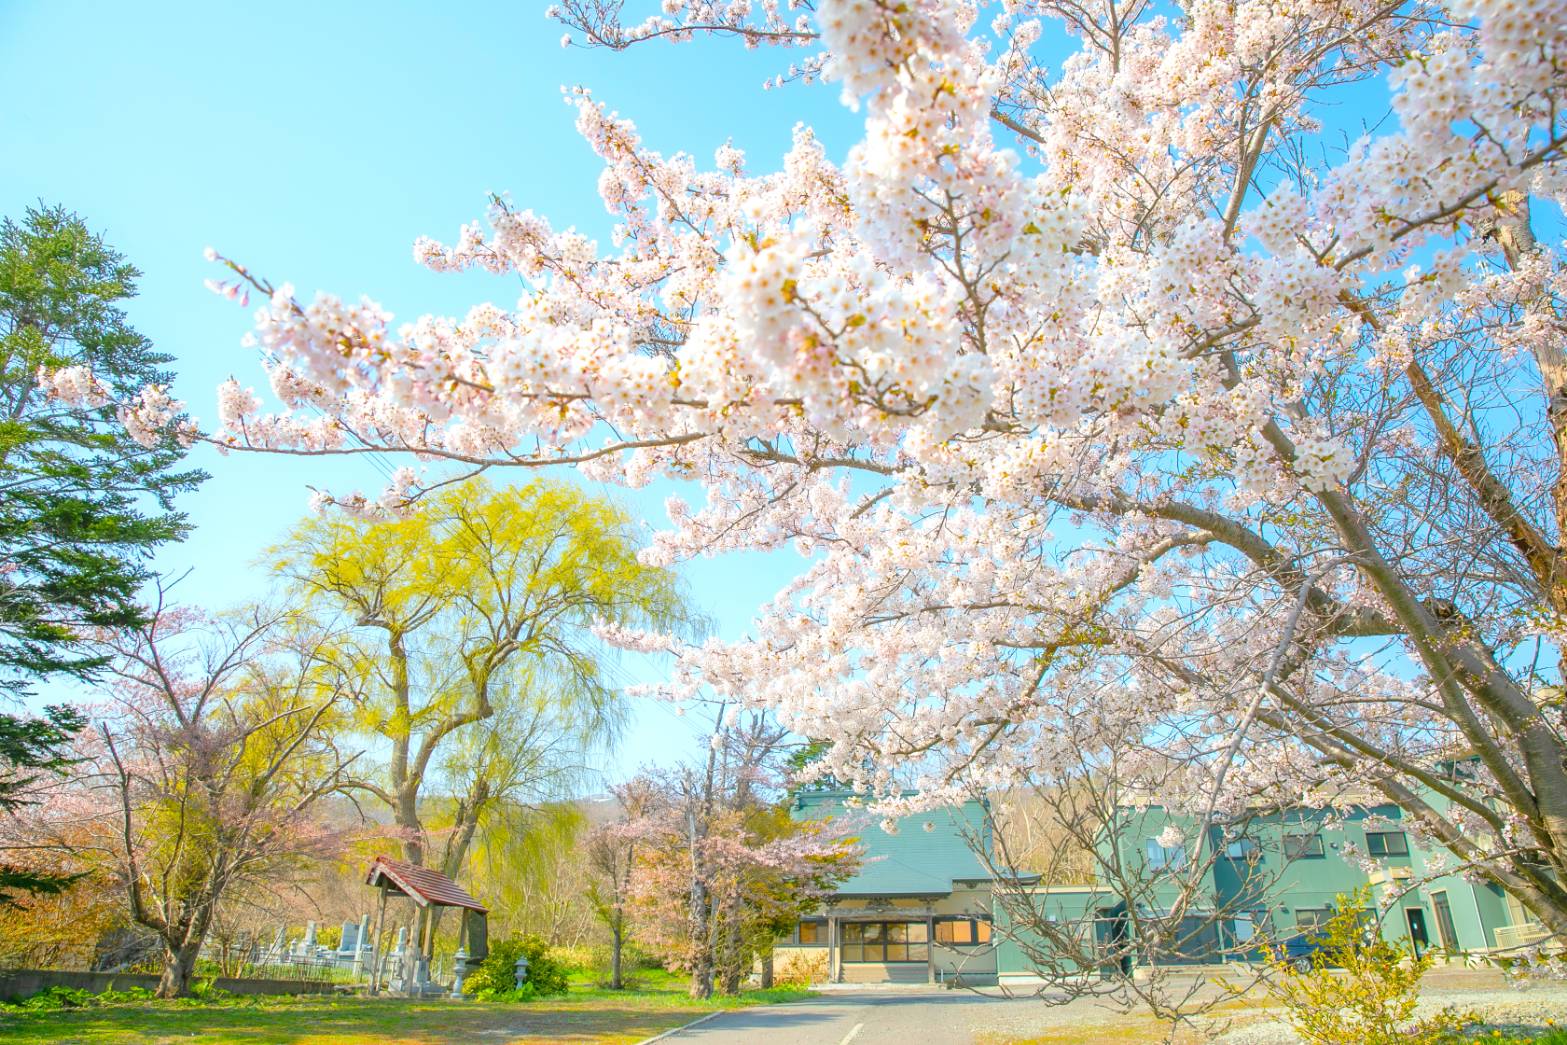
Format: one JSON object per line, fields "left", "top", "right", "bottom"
{"left": 1405, "top": 908, "right": 1430, "bottom": 957}
{"left": 1095, "top": 903, "right": 1131, "bottom": 980}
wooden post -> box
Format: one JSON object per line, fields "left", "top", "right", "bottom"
{"left": 420, "top": 903, "right": 434, "bottom": 962}
{"left": 369, "top": 883, "right": 389, "bottom": 995}
{"left": 827, "top": 914, "right": 839, "bottom": 984}
{"left": 926, "top": 914, "right": 936, "bottom": 985}
{"left": 409, "top": 907, "right": 419, "bottom": 969}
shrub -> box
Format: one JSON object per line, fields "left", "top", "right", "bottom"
{"left": 186, "top": 981, "right": 232, "bottom": 1003}
{"left": 1, "top": 984, "right": 156, "bottom": 1012}
{"left": 550, "top": 943, "right": 595, "bottom": 976}
{"left": 629, "top": 942, "right": 664, "bottom": 972}
{"left": 1257, "top": 886, "right": 1476, "bottom": 1045}
{"left": 773, "top": 949, "right": 829, "bottom": 987}
{"left": 594, "top": 940, "right": 666, "bottom": 988}
{"left": 552, "top": 940, "right": 664, "bottom": 987}
{"left": 466, "top": 934, "right": 569, "bottom": 998}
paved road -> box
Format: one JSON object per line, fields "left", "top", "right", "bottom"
{"left": 651, "top": 968, "right": 1567, "bottom": 1045}
{"left": 658, "top": 990, "right": 1037, "bottom": 1045}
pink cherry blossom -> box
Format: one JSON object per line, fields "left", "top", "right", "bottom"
{"left": 103, "top": 0, "right": 1567, "bottom": 937}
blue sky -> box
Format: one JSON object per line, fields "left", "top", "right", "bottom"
{"left": 0, "top": 0, "right": 862, "bottom": 777}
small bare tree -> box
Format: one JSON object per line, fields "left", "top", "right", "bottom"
{"left": 89, "top": 595, "right": 358, "bottom": 997}
{"left": 974, "top": 714, "right": 1375, "bottom": 1035}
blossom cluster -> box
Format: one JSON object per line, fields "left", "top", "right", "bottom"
{"left": 36, "top": 364, "right": 110, "bottom": 409}
{"left": 108, "top": 0, "right": 1567, "bottom": 896}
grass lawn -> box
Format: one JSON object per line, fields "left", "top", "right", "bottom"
{"left": 0, "top": 976, "right": 813, "bottom": 1045}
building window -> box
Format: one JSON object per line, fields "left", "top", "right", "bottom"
{"left": 1230, "top": 910, "right": 1270, "bottom": 945}
{"left": 1365, "top": 831, "right": 1408, "bottom": 857}
{"left": 1146, "top": 839, "right": 1188, "bottom": 871}
{"left": 841, "top": 921, "right": 929, "bottom": 963}
{"left": 1224, "top": 838, "right": 1260, "bottom": 861}
{"left": 1146, "top": 914, "right": 1224, "bottom": 965}
{"left": 934, "top": 917, "right": 993, "bottom": 946}
{"left": 1295, "top": 908, "right": 1333, "bottom": 935}
{"left": 1283, "top": 833, "right": 1325, "bottom": 859}
{"left": 798, "top": 921, "right": 821, "bottom": 945}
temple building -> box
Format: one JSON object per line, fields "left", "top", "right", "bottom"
{"left": 776, "top": 790, "right": 1555, "bottom": 988}
{"left": 777, "top": 790, "right": 1020, "bottom": 986}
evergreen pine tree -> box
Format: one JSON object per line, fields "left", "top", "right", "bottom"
{"left": 0, "top": 204, "right": 203, "bottom": 901}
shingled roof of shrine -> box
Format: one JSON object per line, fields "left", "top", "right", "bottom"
{"left": 364, "top": 855, "right": 488, "bottom": 913}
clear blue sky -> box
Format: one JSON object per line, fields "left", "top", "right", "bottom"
{"left": 0, "top": 0, "right": 860, "bottom": 777}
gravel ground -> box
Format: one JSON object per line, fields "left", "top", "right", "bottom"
{"left": 964, "top": 989, "right": 1161, "bottom": 1041}
{"left": 956, "top": 967, "right": 1567, "bottom": 1044}
{"left": 1214, "top": 976, "right": 1567, "bottom": 1044}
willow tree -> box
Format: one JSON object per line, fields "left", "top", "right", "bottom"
{"left": 273, "top": 478, "right": 687, "bottom": 892}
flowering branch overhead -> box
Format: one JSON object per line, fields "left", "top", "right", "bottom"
{"left": 42, "top": 0, "right": 1567, "bottom": 937}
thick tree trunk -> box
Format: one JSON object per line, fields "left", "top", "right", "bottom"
{"left": 688, "top": 906, "right": 715, "bottom": 1001}
{"left": 760, "top": 949, "right": 774, "bottom": 989}
{"left": 396, "top": 787, "right": 425, "bottom": 866}
{"left": 687, "top": 808, "right": 713, "bottom": 999}
{"left": 717, "top": 906, "right": 744, "bottom": 995}
{"left": 718, "top": 960, "right": 742, "bottom": 995}
{"left": 157, "top": 938, "right": 203, "bottom": 999}
{"left": 689, "top": 947, "right": 714, "bottom": 999}
{"left": 424, "top": 798, "right": 486, "bottom": 950}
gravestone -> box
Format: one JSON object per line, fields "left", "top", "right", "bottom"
{"left": 293, "top": 920, "right": 317, "bottom": 959}
{"left": 390, "top": 927, "right": 409, "bottom": 992}
{"left": 353, "top": 914, "right": 372, "bottom": 975}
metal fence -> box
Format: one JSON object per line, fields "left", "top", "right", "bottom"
{"left": 209, "top": 955, "right": 364, "bottom": 984}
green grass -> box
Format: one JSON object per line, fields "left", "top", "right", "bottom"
{"left": 0, "top": 978, "right": 815, "bottom": 1045}
{"left": 1451, "top": 1030, "right": 1567, "bottom": 1044}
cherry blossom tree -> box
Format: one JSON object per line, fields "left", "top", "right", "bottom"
{"left": 618, "top": 713, "right": 858, "bottom": 998}
{"left": 53, "top": 0, "right": 1567, "bottom": 943}
{"left": 585, "top": 777, "right": 657, "bottom": 989}
{"left": 57, "top": 597, "right": 357, "bottom": 997}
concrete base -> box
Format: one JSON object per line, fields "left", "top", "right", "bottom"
{"left": 812, "top": 981, "right": 950, "bottom": 992}
{"left": 0, "top": 969, "right": 341, "bottom": 1003}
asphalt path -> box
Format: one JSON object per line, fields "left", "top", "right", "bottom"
{"left": 657, "top": 989, "right": 1023, "bottom": 1045}
{"left": 649, "top": 967, "right": 1567, "bottom": 1045}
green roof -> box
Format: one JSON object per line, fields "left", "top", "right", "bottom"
{"left": 791, "top": 791, "right": 995, "bottom": 897}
